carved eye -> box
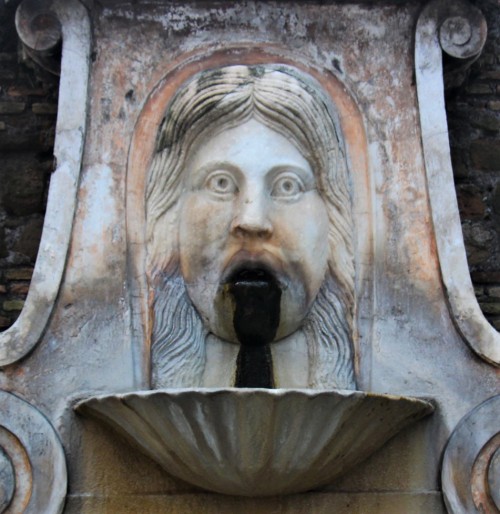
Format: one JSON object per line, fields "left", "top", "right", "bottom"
{"left": 205, "top": 172, "right": 238, "bottom": 196}
{"left": 271, "top": 173, "right": 304, "bottom": 199}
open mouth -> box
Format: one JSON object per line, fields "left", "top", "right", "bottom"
{"left": 223, "top": 258, "right": 283, "bottom": 289}
{"left": 224, "top": 264, "right": 282, "bottom": 346}
{"left": 227, "top": 267, "right": 277, "bottom": 288}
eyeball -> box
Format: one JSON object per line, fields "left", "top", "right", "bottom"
{"left": 271, "top": 173, "right": 304, "bottom": 199}
{"left": 205, "top": 172, "right": 238, "bottom": 197}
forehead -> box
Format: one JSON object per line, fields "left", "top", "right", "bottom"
{"left": 185, "top": 118, "right": 313, "bottom": 178}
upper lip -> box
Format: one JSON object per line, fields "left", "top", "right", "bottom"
{"left": 221, "top": 250, "right": 286, "bottom": 287}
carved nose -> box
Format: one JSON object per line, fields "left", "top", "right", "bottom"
{"left": 231, "top": 198, "right": 273, "bottom": 239}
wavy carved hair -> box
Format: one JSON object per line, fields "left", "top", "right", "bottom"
{"left": 146, "top": 64, "right": 356, "bottom": 389}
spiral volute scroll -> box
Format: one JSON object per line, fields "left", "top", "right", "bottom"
{"left": 443, "top": 395, "right": 500, "bottom": 514}
{"left": 0, "top": 391, "right": 67, "bottom": 514}
{"left": 438, "top": 2, "right": 487, "bottom": 61}
{"left": 15, "top": 0, "right": 63, "bottom": 75}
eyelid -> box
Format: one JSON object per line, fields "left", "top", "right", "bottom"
{"left": 189, "top": 162, "right": 240, "bottom": 190}
{"left": 270, "top": 166, "right": 317, "bottom": 194}
{"left": 268, "top": 166, "right": 315, "bottom": 190}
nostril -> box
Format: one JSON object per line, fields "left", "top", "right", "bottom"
{"left": 231, "top": 212, "right": 273, "bottom": 238}
{"left": 231, "top": 194, "right": 273, "bottom": 237}
{"left": 232, "top": 223, "right": 272, "bottom": 239}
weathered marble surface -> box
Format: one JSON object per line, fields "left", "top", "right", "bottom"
{"left": 442, "top": 394, "right": 500, "bottom": 513}
{"left": 76, "top": 388, "right": 433, "bottom": 496}
{"left": 0, "top": 1, "right": 498, "bottom": 512}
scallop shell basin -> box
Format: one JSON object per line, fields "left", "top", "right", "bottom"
{"left": 75, "top": 388, "right": 433, "bottom": 497}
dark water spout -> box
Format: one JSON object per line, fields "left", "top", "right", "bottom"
{"left": 227, "top": 269, "right": 281, "bottom": 388}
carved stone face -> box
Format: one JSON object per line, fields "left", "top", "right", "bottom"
{"left": 179, "top": 118, "right": 329, "bottom": 343}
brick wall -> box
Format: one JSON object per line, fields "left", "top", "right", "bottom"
{"left": 0, "top": 0, "right": 499, "bottom": 332}
{"left": 447, "top": 0, "right": 500, "bottom": 330}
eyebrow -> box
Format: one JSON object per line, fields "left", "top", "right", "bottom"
{"left": 266, "top": 164, "right": 316, "bottom": 186}
{"left": 187, "top": 161, "right": 242, "bottom": 187}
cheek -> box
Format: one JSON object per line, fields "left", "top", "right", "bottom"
{"left": 277, "top": 196, "right": 329, "bottom": 299}
{"left": 301, "top": 203, "right": 329, "bottom": 280}
{"left": 278, "top": 196, "right": 329, "bottom": 255}
{"left": 179, "top": 194, "right": 234, "bottom": 278}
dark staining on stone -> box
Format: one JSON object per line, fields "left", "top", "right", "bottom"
{"left": 100, "top": 97, "right": 111, "bottom": 123}
{"left": 249, "top": 66, "right": 265, "bottom": 79}
{"left": 125, "top": 89, "right": 135, "bottom": 103}
{"left": 156, "top": 116, "right": 168, "bottom": 151}
{"left": 196, "top": 69, "right": 224, "bottom": 95}
{"left": 226, "top": 268, "right": 281, "bottom": 388}
{"left": 332, "top": 58, "right": 343, "bottom": 75}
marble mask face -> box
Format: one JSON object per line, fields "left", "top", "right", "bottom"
{"left": 179, "top": 118, "right": 330, "bottom": 343}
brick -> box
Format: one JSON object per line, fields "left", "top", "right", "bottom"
{"left": 479, "top": 302, "right": 500, "bottom": 315}
{"left": 32, "top": 103, "right": 57, "bottom": 115}
{"left": 4, "top": 268, "right": 33, "bottom": 281}
{"left": 0, "top": 316, "right": 12, "bottom": 328}
{"left": 9, "top": 283, "right": 30, "bottom": 295}
{"left": 7, "top": 86, "right": 48, "bottom": 97}
{"left": 0, "top": 53, "right": 15, "bottom": 62}
{"left": 474, "top": 285, "right": 486, "bottom": 302}
{"left": 490, "top": 318, "right": 500, "bottom": 331}
{"left": 470, "top": 140, "right": 500, "bottom": 171}
{"left": 451, "top": 150, "right": 468, "bottom": 179}
{"left": 470, "top": 110, "right": 500, "bottom": 132}
{"left": 487, "top": 286, "right": 500, "bottom": 300}
{"left": 465, "top": 246, "right": 489, "bottom": 266}
{"left": 479, "top": 71, "right": 500, "bottom": 80}
{"left": 456, "top": 186, "right": 486, "bottom": 219}
{"left": 479, "top": 53, "right": 496, "bottom": 66}
{"left": 466, "top": 83, "right": 492, "bottom": 95}
{"left": 0, "top": 102, "right": 26, "bottom": 114}
{"left": 488, "top": 101, "right": 500, "bottom": 111}
{"left": 12, "top": 218, "right": 44, "bottom": 262}
{"left": 493, "top": 184, "right": 500, "bottom": 216}
{"left": 471, "top": 272, "right": 500, "bottom": 284}
{"left": 2, "top": 159, "right": 46, "bottom": 216}
{"left": 0, "top": 226, "right": 7, "bottom": 259}
{"left": 462, "top": 223, "right": 494, "bottom": 247}
{"left": 3, "top": 300, "right": 25, "bottom": 312}
{"left": 0, "top": 69, "right": 16, "bottom": 81}
{"left": 474, "top": 284, "right": 485, "bottom": 294}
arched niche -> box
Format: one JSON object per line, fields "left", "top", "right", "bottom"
{"left": 125, "top": 48, "right": 373, "bottom": 389}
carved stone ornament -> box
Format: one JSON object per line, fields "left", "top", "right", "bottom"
{"left": 75, "top": 60, "right": 436, "bottom": 497}
{"left": 4, "top": 0, "right": 499, "bottom": 511}
{"left": 0, "top": 0, "right": 90, "bottom": 367}
{"left": 442, "top": 395, "right": 500, "bottom": 514}
{"left": 0, "top": 391, "right": 67, "bottom": 514}
{"left": 76, "top": 388, "right": 433, "bottom": 496}
{"left": 415, "top": 0, "right": 497, "bottom": 366}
